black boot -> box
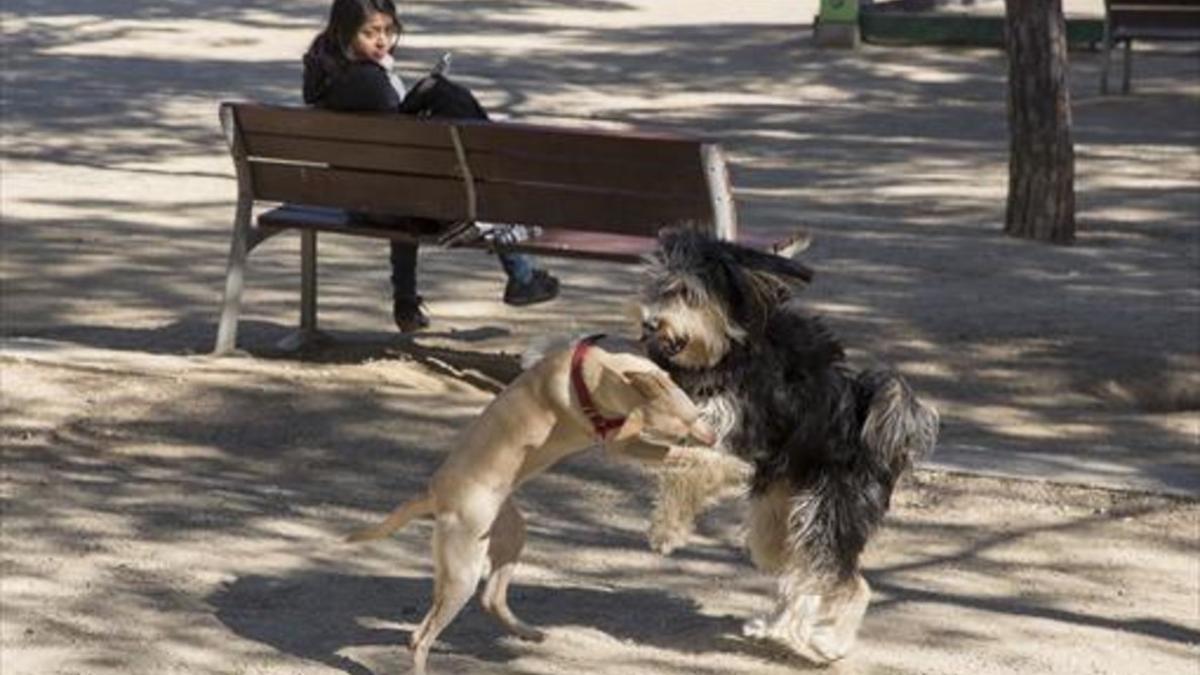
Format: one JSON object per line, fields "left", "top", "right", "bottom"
{"left": 393, "top": 295, "right": 430, "bottom": 332}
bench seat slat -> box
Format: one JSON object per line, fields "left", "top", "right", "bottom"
{"left": 256, "top": 205, "right": 656, "bottom": 262}
{"left": 1114, "top": 25, "right": 1200, "bottom": 37}
{"left": 255, "top": 205, "right": 804, "bottom": 264}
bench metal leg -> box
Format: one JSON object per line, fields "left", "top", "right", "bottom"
{"left": 276, "top": 229, "right": 325, "bottom": 352}
{"left": 214, "top": 197, "right": 253, "bottom": 355}
{"left": 701, "top": 144, "right": 739, "bottom": 241}
{"left": 1100, "top": 24, "right": 1113, "bottom": 94}
{"left": 1121, "top": 39, "right": 1133, "bottom": 94}
{"left": 300, "top": 229, "right": 318, "bottom": 333}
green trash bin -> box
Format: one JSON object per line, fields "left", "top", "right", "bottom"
{"left": 820, "top": 0, "right": 859, "bottom": 24}
{"left": 816, "top": 0, "right": 861, "bottom": 47}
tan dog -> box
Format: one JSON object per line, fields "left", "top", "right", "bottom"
{"left": 347, "top": 335, "right": 716, "bottom": 675}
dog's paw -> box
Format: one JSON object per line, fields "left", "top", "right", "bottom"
{"left": 806, "top": 627, "right": 853, "bottom": 663}
{"left": 661, "top": 448, "right": 695, "bottom": 466}
{"left": 743, "top": 616, "right": 835, "bottom": 664}
{"left": 741, "top": 616, "right": 772, "bottom": 640}
{"left": 514, "top": 625, "right": 547, "bottom": 643}
{"left": 647, "top": 524, "right": 688, "bottom": 555}
{"left": 506, "top": 619, "right": 549, "bottom": 638}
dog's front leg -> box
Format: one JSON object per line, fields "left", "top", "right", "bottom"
{"left": 648, "top": 450, "right": 751, "bottom": 555}
{"left": 606, "top": 438, "right": 725, "bottom": 464}
{"left": 604, "top": 437, "right": 673, "bottom": 463}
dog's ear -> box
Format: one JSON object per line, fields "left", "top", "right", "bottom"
{"left": 722, "top": 244, "right": 814, "bottom": 285}
{"left": 656, "top": 227, "right": 814, "bottom": 285}
{"left": 622, "top": 370, "right": 669, "bottom": 401}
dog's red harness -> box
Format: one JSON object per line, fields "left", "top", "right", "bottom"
{"left": 570, "top": 335, "right": 627, "bottom": 441}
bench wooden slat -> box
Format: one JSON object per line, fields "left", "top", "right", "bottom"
{"left": 251, "top": 163, "right": 470, "bottom": 222}
{"left": 259, "top": 205, "right": 439, "bottom": 241}
{"left": 243, "top": 133, "right": 463, "bottom": 177}
{"left": 242, "top": 131, "right": 710, "bottom": 196}
{"left": 236, "top": 105, "right": 454, "bottom": 149}
{"left": 475, "top": 182, "right": 710, "bottom": 233}
{"left": 468, "top": 152, "right": 709, "bottom": 197}
{"left": 255, "top": 205, "right": 658, "bottom": 262}
{"left": 250, "top": 163, "right": 711, "bottom": 235}
{"left": 237, "top": 106, "right": 712, "bottom": 196}
{"left": 455, "top": 122, "right": 706, "bottom": 167}
{"left": 508, "top": 228, "right": 811, "bottom": 263}
{"left": 255, "top": 205, "right": 806, "bottom": 264}
{"left": 1110, "top": 0, "right": 1200, "bottom": 8}
{"left": 1114, "top": 25, "right": 1200, "bottom": 37}
{"left": 1107, "top": 0, "right": 1200, "bottom": 33}
{"left": 235, "top": 104, "right": 709, "bottom": 160}
{"left": 1112, "top": 17, "right": 1200, "bottom": 33}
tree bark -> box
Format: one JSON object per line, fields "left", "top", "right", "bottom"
{"left": 1004, "top": 0, "right": 1076, "bottom": 244}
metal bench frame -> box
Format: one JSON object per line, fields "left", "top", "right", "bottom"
{"left": 1101, "top": 0, "right": 1200, "bottom": 94}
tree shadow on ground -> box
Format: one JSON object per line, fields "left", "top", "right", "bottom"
{"left": 209, "top": 571, "right": 750, "bottom": 675}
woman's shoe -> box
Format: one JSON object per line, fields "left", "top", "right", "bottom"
{"left": 393, "top": 295, "right": 430, "bottom": 332}
{"left": 503, "top": 269, "right": 559, "bottom": 306}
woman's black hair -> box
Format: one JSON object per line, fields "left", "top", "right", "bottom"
{"left": 303, "top": 0, "right": 402, "bottom": 104}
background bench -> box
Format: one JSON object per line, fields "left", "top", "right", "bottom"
{"left": 214, "top": 103, "right": 809, "bottom": 354}
{"left": 1101, "top": 0, "right": 1200, "bottom": 94}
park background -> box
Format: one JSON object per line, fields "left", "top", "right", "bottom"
{"left": 2, "top": 1, "right": 1197, "bottom": 674}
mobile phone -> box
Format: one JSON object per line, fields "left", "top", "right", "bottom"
{"left": 432, "top": 52, "right": 452, "bottom": 76}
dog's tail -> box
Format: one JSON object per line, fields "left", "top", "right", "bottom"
{"left": 521, "top": 333, "right": 575, "bottom": 370}
{"left": 346, "top": 493, "right": 435, "bottom": 543}
{"left": 859, "top": 369, "right": 940, "bottom": 478}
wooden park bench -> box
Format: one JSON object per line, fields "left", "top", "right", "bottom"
{"left": 214, "top": 103, "right": 810, "bottom": 354}
{"left": 1101, "top": 0, "right": 1200, "bottom": 94}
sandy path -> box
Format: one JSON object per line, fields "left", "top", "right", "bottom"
{"left": 2, "top": 350, "right": 1196, "bottom": 675}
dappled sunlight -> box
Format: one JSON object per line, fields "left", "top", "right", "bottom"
{"left": 955, "top": 404, "right": 1108, "bottom": 440}
{"left": 2, "top": 1, "right": 1197, "bottom": 671}
{"left": 3, "top": 337, "right": 1197, "bottom": 674}
{"left": 31, "top": 18, "right": 313, "bottom": 61}
{"left": 871, "top": 62, "right": 979, "bottom": 84}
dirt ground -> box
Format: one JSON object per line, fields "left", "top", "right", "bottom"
{"left": 2, "top": 1, "right": 1198, "bottom": 674}
{"left": 1, "top": 349, "right": 1196, "bottom": 675}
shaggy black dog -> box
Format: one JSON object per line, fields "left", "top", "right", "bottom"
{"left": 640, "top": 228, "right": 938, "bottom": 662}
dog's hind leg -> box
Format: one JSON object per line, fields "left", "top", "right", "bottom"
{"left": 742, "top": 484, "right": 832, "bottom": 662}
{"left": 806, "top": 573, "right": 870, "bottom": 663}
{"left": 481, "top": 498, "right": 545, "bottom": 642}
{"left": 409, "top": 514, "right": 488, "bottom": 675}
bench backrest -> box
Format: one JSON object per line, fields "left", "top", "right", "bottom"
{"left": 220, "top": 103, "right": 737, "bottom": 239}
{"left": 1106, "top": 0, "right": 1200, "bottom": 32}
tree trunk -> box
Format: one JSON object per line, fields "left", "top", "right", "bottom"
{"left": 1004, "top": 0, "right": 1076, "bottom": 244}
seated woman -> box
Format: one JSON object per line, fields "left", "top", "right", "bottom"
{"left": 302, "top": 0, "right": 559, "bottom": 332}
